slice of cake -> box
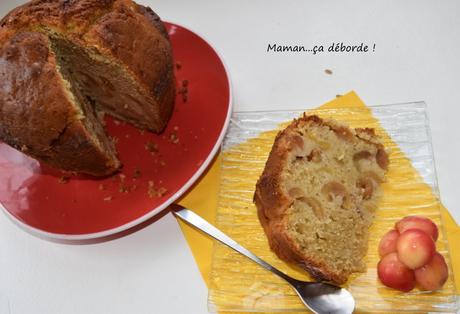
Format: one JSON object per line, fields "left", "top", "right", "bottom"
{"left": 254, "top": 115, "right": 389, "bottom": 284}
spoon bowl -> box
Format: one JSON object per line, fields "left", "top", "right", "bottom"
{"left": 291, "top": 280, "right": 355, "bottom": 314}
{"left": 171, "top": 204, "right": 355, "bottom": 314}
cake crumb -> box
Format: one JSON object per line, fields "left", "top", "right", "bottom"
{"left": 119, "top": 173, "right": 126, "bottom": 181}
{"left": 169, "top": 132, "right": 179, "bottom": 144}
{"left": 173, "top": 126, "right": 179, "bottom": 131}
{"left": 20, "top": 145, "right": 28, "bottom": 152}
{"left": 103, "top": 196, "right": 113, "bottom": 201}
{"left": 178, "top": 79, "right": 189, "bottom": 103}
{"left": 111, "top": 136, "right": 119, "bottom": 144}
{"left": 119, "top": 182, "right": 129, "bottom": 193}
{"left": 157, "top": 187, "right": 167, "bottom": 197}
{"left": 133, "top": 167, "right": 141, "bottom": 178}
{"left": 147, "top": 181, "right": 155, "bottom": 198}
{"left": 139, "top": 129, "right": 145, "bottom": 135}
{"left": 145, "top": 140, "right": 159, "bottom": 153}
{"left": 99, "top": 184, "right": 106, "bottom": 191}
{"left": 325, "top": 69, "right": 333, "bottom": 75}
{"left": 160, "top": 161, "right": 166, "bottom": 167}
{"left": 113, "top": 120, "right": 121, "bottom": 125}
{"left": 58, "top": 176, "right": 70, "bottom": 184}
{"left": 175, "top": 62, "right": 182, "bottom": 70}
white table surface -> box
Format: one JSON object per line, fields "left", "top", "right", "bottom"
{"left": 0, "top": 1, "right": 459, "bottom": 313}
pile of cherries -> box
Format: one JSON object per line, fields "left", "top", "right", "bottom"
{"left": 377, "top": 216, "right": 448, "bottom": 292}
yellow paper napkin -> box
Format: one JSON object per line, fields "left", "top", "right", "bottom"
{"left": 177, "top": 92, "right": 460, "bottom": 310}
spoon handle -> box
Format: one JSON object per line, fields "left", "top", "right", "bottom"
{"left": 171, "top": 204, "right": 295, "bottom": 284}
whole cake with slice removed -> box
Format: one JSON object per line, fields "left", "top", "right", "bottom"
{"left": 0, "top": 0, "right": 175, "bottom": 176}
{"left": 254, "top": 115, "right": 389, "bottom": 284}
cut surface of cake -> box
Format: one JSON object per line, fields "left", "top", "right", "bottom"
{"left": 254, "top": 115, "right": 389, "bottom": 284}
{"left": 0, "top": 0, "right": 175, "bottom": 176}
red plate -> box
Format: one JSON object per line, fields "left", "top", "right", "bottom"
{"left": 0, "top": 22, "right": 232, "bottom": 240}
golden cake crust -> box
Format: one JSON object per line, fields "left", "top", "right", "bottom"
{"left": 1, "top": 0, "right": 173, "bottom": 90}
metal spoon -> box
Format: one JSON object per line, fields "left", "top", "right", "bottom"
{"left": 170, "top": 204, "right": 355, "bottom": 314}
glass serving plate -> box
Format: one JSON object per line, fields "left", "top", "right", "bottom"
{"left": 208, "top": 102, "right": 459, "bottom": 313}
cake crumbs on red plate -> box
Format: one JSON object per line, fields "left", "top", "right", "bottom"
{"left": 145, "top": 140, "right": 159, "bottom": 153}
{"left": 119, "top": 183, "right": 129, "bottom": 193}
{"left": 133, "top": 167, "right": 141, "bottom": 178}
{"left": 169, "top": 132, "right": 179, "bottom": 144}
{"left": 173, "top": 126, "right": 179, "bottom": 131}
{"left": 103, "top": 196, "right": 113, "bottom": 201}
{"left": 160, "top": 161, "right": 166, "bottom": 167}
{"left": 113, "top": 120, "right": 121, "bottom": 125}
{"left": 147, "top": 181, "right": 155, "bottom": 197}
{"left": 139, "top": 129, "right": 145, "bottom": 135}
{"left": 175, "top": 61, "right": 182, "bottom": 70}
{"left": 147, "top": 181, "right": 167, "bottom": 198}
{"left": 119, "top": 173, "right": 126, "bottom": 181}
{"left": 125, "top": 134, "right": 130, "bottom": 139}
{"left": 157, "top": 187, "right": 167, "bottom": 196}
{"left": 58, "top": 176, "right": 70, "bottom": 184}
{"left": 99, "top": 184, "right": 106, "bottom": 191}
{"left": 177, "top": 79, "right": 189, "bottom": 103}
{"left": 178, "top": 88, "right": 188, "bottom": 102}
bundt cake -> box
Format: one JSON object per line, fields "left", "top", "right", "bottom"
{"left": 0, "top": 0, "right": 175, "bottom": 176}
